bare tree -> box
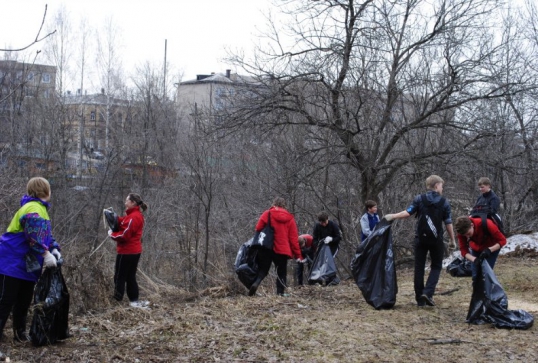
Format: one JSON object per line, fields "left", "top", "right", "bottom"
{"left": 223, "top": 0, "right": 530, "bottom": 205}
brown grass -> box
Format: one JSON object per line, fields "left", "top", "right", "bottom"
{"left": 2, "top": 255, "right": 537, "bottom": 362}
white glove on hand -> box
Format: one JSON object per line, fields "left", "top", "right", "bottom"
{"left": 297, "top": 258, "right": 307, "bottom": 263}
{"left": 324, "top": 236, "right": 333, "bottom": 244}
{"left": 384, "top": 214, "right": 395, "bottom": 222}
{"left": 43, "top": 251, "right": 57, "bottom": 268}
{"left": 108, "top": 229, "right": 113, "bottom": 237}
{"left": 51, "top": 248, "right": 61, "bottom": 260}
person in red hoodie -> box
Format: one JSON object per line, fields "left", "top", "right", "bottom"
{"left": 108, "top": 193, "right": 149, "bottom": 308}
{"left": 250, "top": 197, "right": 303, "bottom": 297}
{"left": 454, "top": 215, "right": 506, "bottom": 281}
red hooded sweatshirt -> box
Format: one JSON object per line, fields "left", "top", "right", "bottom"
{"left": 255, "top": 206, "right": 302, "bottom": 259}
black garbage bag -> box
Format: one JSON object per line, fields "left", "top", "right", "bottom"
{"left": 466, "top": 258, "right": 534, "bottom": 329}
{"left": 308, "top": 243, "right": 339, "bottom": 286}
{"left": 234, "top": 238, "right": 259, "bottom": 289}
{"left": 446, "top": 256, "right": 472, "bottom": 277}
{"left": 103, "top": 208, "right": 119, "bottom": 232}
{"left": 30, "top": 261, "right": 70, "bottom": 346}
{"left": 350, "top": 219, "right": 397, "bottom": 309}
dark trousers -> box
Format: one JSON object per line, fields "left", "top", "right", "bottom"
{"left": 414, "top": 237, "right": 444, "bottom": 301}
{"left": 254, "top": 250, "right": 289, "bottom": 294}
{"left": 296, "top": 260, "right": 312, "bottom": 286}
{"left": 114, "top": 254, "right": 141, "bottom": 302}
{"left": 0, "top": 273, "right": 35, "bottom": 340}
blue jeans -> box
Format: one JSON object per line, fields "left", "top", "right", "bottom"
{"left": 470, "top": 248, "right": 500, "bottom": 281}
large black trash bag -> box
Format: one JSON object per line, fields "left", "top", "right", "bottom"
{"left": 234, "top": 238, "right": 259, "bottom": 289}
{"left": 308, "top": 243, "right": 339, "bottom": 286}
{"left": 350, "top": 219, "right": 397, "bottom": 309}
{"left": 446, "top": 256, "right": 472, "bottom": 277}
{"left": 466, "top": 258, "right": 534, "bottom": 329}
{"left": 30, "top": 261, "right": 70, "bottom": 346}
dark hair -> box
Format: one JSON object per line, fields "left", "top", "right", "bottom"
{"left": 365, "top": 200, "right": 377, "bottom": 210}
{"left": 454, "top": 216, "right": 472, "bottom": 235}
{"left": 318, "top": 212, "right": 329, "bottom": 222}
{"left": 128, "top": 193, "right": 148, "bottom": 212}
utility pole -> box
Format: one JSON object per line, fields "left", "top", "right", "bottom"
{"left": 163, "top": 39, "right": 167, "bottom": 100}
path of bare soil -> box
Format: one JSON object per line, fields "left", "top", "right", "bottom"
{"left": 3, "top": 256, "right": 537, "bottom": 363}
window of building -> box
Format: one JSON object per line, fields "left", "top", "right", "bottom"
{"left": 25, "top": 86, "right": 35, "bottom": 97}
{"left": 90, "top": 111, "right": 96, "bottom": 121}
{"left": 42, "top": 73, "right": 51, "bottom": 83}
{"left": 27, "top": 72, "right": 34, "bottom": 82}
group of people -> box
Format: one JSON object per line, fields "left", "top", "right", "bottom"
{"left": 248, "top": 175, "right": 506, "bottom": 308}
{"left": 249, "top": 198, "right": 343, "bottom": 296}
{"left": 384, "top": 175, "right": 506, "bottom": 306}
{"left": 0, "top": 174, "right": 507, "bottom": 358}
{"left": 0, "top": 177, "right": 148, "bottom": 360}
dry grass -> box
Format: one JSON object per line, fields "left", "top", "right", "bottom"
{"left": 3, "top": 255, "right": 538, "bottom": 363}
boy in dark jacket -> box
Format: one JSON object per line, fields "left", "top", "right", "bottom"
{"left": 312, "top": 212, "right": 342, "bottom": 257}
{"left": 384, "top": 175, "right": 455, "bottom": 307}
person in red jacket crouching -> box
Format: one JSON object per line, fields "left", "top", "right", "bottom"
{"left": 250, "top": 197, "right": 303, "bottom": 297}
{"left": 454, "top": 215, "right": 506, "bottom": 281}
{"left": 108, "top": 193, "right": 149, "bottom": 308}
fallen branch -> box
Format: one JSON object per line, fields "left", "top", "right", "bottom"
{"left": 438, "top": 288, "right": 460, "bottom": 296}
{"left": 426, "top": 338, "right": 465, "bottom": 345}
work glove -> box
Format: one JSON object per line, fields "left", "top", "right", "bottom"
{"left": 324, "top": 236, "right": 333, "bottom": 244}
{"left": 43, "top": 251, "right": 57, "bottom": 268}
{"left": 480, "top": 248, "right": 492, "bottom": 259}
{"left": 384, "top": 214, "right": 395, "bottom": 222}
{"left": 51, "top": 248, "right": 61, "bottom": 261}
{"left": 297, "top": 258, "right": 307, "bottom": 263}
{"left": 108, "top": 229, "right": 113, "bottom": 237}
{"left": 448, "top": 239, "right": 456, "bottom": 250}
{"left": 473, "top": 256, "right": 482, "bottom": 267}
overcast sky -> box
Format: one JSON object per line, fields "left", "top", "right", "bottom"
{"left": 0, "top": 0, "right": 275, "bottom": 82}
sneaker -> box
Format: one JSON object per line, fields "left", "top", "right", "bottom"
{"left": 420, "top": 294, "right": 435, "bottom": 306}
{"left": 130, "top": 301, "right": 150, "bottom": 309}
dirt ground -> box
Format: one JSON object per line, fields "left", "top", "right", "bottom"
{"left": 2, "top": 255, "right": 537, "bottom": 363}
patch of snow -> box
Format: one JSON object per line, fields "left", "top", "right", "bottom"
{"left": 443, "top": 233, "right": 538, "bottom": 267}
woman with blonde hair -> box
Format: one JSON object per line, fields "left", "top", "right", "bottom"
{"left": 0, "top": 177, "right": 61, "bottom": 358}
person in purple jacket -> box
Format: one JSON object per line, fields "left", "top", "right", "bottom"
{"left": 0, "top": 177, "right": 60, "bottom": 359}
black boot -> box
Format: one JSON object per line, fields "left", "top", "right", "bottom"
{"left": 248, "top": 278, "right": 262, "bottom": 296}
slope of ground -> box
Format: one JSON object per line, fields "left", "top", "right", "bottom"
{"left": 2, "top": 255, "right": 537, "bottom": 363}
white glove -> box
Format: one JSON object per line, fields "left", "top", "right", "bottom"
{"left": 51, "top": 248, "right": 61, "bottom": 260}
{"left": 108, "top": 229, "right": 113, "bottom": 237}
{"left": 43, "top": 251, "right": 57, "bottom": 268}
{"left": 384, "top": 214, "right": 395, "bottom": 222}
{"left": 324, "top": 236, "right": 333, "bottom": 244}
{"left": 297, "top": 258, "right": 307, "bottom": 263}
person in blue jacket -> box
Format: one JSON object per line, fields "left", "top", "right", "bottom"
{"left": 0, "top": 177, "right": 60, "bottom": 358}
{"left": 360, "top": 200, "right": 380, "bottom": 241}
